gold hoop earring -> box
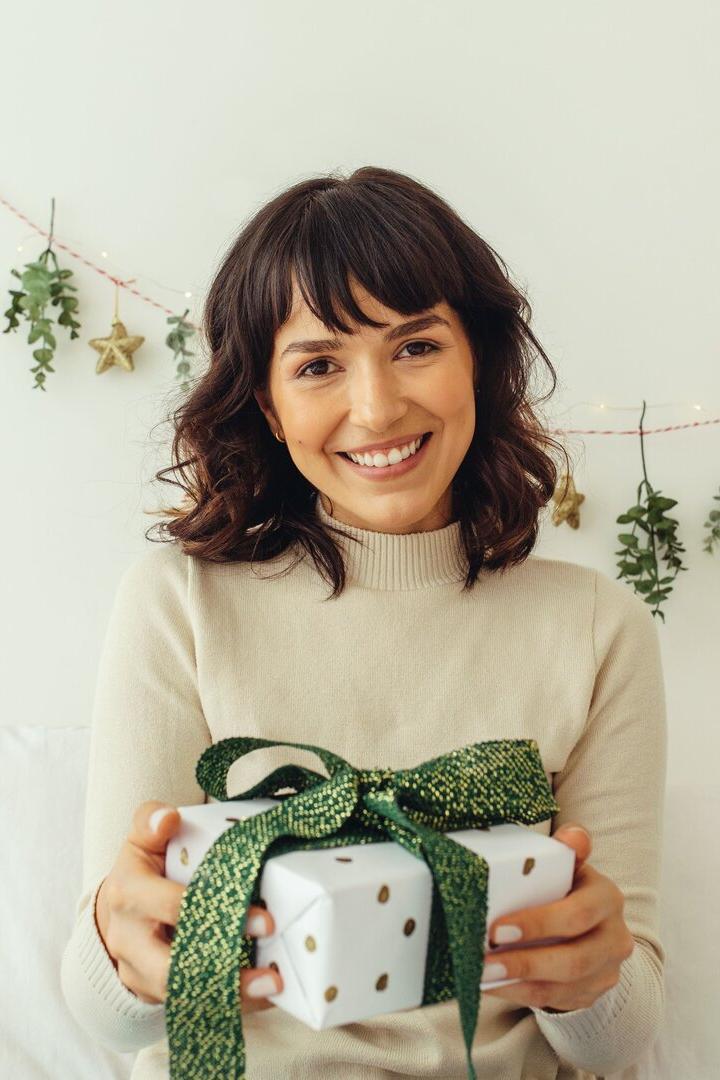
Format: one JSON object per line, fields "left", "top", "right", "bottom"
{"left": 274, "top": 430, "right": 285, "bottom": 443}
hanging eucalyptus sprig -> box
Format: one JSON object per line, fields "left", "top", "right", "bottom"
{"left": 702, "top": 487, "right": 720, "bottom": 555}
{"left": 2, "top": 197, "right": 81, "bottom": 390}
{"left": 166, "top": 307, "right": 197, "bottom": 391}
{"left": 615, "top": 399, "right": 687, "bottom": 622}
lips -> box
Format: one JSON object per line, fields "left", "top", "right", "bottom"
{"left": 338, "top": 432, "right": 430, "bottom": 462}
{"left": 336, "top": 431, "right": 433, "bottom": 477}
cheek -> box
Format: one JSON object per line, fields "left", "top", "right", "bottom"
{"left": 283, "top": 405, "right": 332, "bottom": 447}
{"left": 422, "top": 369, "right": 474, "bottom": 416}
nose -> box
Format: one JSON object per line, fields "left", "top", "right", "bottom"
{"left": 345, "top": 366, "right": 409, "bottom": 433}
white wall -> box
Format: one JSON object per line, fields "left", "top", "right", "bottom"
{"left": 1, "top": 0, "right": 718, "bottom": 792}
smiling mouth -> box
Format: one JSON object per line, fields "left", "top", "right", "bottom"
{"left": 335, "top": 431, "right": 433, "bottom": 477}
{"left": 337, "top": 432, "right": 432, "bottom": 463}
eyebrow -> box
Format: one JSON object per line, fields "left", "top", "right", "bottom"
{"left": 279, "top": 313, "right": 452, "bottom": 362}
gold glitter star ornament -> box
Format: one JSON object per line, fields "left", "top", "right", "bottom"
{"left": 90, "top": 316, "right": 145, "bottom": 373}
{"left": 551, "top": 472, "right": 585, "bottom": 529}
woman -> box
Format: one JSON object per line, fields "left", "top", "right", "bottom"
{"left": 61, "top": 166, "right": 667, "bottom": 1080}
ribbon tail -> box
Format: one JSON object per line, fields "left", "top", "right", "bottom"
{"left": 364, "top": 791, "right": 487, "bottom": 1080}
{"left": 165, "top": 810, "right": 284, "bottom": 1079}
{"left": 419, "top": 829, "right": 487, "bottom": 1080}
{"left": 165, "top": 771, "right": 358, "bottom": 1079}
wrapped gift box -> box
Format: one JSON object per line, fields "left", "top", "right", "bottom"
{"left": 165, "top": 798, "right": 575, "bottom": 1030}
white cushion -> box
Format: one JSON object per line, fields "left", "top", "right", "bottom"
{"left": 0, "top": 725, "right": 133, "bottom": 1079}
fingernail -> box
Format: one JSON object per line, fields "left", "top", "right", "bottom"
{"left": 149, "top": 807, "right": 173, "bottom": 834}
{"left": 247, "top": 913, "right": 269, "bottom": 937}
{"left": 247, "top": 973, "right": 279, "bottom": 998}
{"left": 483, "top": 962, "right": 508, "bottom": 981}
{"left": 493, "top": 924, "right": 522, "bottom": 944}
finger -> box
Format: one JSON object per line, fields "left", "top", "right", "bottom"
{"left": 127, "top": 801, "right": 181, "bottom": 856}
{"left": 488, "top": 864, "right": 614, "bottom": 947}
{"left": 116, "top": 859, "right": 188, "bottom": 927}
{"left": 240, "top": 966, "right": 283, "bottom": 1013}
{"left": 484, "top": 923, "right": 608, "bottom": 985}
{"left": 553, "top": 823, "right": 592, "bottom": 867}
{"left": 244, "top": 905, "right": 276, "bottom": 937}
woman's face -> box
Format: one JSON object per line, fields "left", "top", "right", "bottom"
{"left": 254, "top": 274, "right": 477, "bottom": 534}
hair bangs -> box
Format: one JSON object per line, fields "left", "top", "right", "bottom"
{"left": 282, "top": 183, "right": 466, "bottom": 340}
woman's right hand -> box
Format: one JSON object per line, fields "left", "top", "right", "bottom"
{"left": 94, "top": 800, "right": 284, "bottom": 1011}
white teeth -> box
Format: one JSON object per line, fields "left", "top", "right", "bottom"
{"left": 347, "top": 435, "right": 424, "bottom": 467}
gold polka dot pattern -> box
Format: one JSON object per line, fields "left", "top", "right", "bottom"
{"left": 164, "top": 736, "right": 559, "bottom": 1080}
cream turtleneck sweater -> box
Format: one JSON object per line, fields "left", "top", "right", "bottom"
{"left": 61, "top": 493, "right": 667, "bottom": 1080}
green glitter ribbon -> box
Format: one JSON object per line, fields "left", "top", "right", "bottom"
{"left": 164, "top": 736, "right": 559, "bottom": 1080}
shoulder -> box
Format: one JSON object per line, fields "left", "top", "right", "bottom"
{"left": 495, "top": 554, "right": 596, "bottom": 619}
{"left": 516, "top": 553, "right": 596, "bottom": 594}
{"left": 515, "top": 555, "right": 661, "bottom": 677}
{"left": 518, "top": 555, "right": 652, "bottom": 623}
{"left": 502, "top": 555, "right": 657, "bottom": 651}
{"left": 114, "top": 540, "right": 193, "bottom": 609}
{"left": 518, "top": 557, "right": 660, "bottom": 670}
{"left": 119, "top": 539, "right": 188, "bottom": 581}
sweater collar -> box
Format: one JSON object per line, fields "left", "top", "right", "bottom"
{"left": 313, "top": 492, "right": 469, "bottom": 590}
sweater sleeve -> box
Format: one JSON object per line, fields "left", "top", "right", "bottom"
{"left": 60, "top": 544, "right": 213, "bottom": 1053}
{"left": 528, "top": 568, "right": 668, "bottom": 1075}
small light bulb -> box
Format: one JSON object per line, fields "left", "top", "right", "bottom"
{"left": 693, "top": 403, "right": 702, "bottom": 410}
{"left": 17, "top": 245, "right": 23, "bottom": 252}
{"left": 101, "top": 251, "right": 108, "bottom": 259}
{"left": 598, "top": 402, "right": 606, "bottom": 410}
{"left": 184, "top": 291, "right": 192, "bottom": 298}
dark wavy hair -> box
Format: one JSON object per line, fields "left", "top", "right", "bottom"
{"left": 147, "top": 165, "right": 570, "bottom": 599}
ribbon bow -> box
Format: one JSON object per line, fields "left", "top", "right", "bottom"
{"left": 164, "top": 736, "right": 559, "bottom": 1080}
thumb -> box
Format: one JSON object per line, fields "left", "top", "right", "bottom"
{"left": 552, "top": 823, "right": 592, "bottom": 867}
{"left": 128, "top": 800, "right": 181, "bottom": 854}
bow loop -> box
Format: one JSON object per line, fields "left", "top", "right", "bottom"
{"left": 196, "top": 735, "right": 352, "bottom": 801}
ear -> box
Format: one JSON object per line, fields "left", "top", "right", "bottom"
{"left": 253, "top": 388, "right": 276, "bottom": 432}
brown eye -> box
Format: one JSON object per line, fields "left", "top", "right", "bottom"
{"left": 296, "top": 358, "right": 336, "bottom": 379}
{"left": 399, "top": 340, "right": 437, "bottom": 358}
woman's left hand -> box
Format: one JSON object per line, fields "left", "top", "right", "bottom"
{"left": 481, "top": 824, "right": 635, "bottom": 1013}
